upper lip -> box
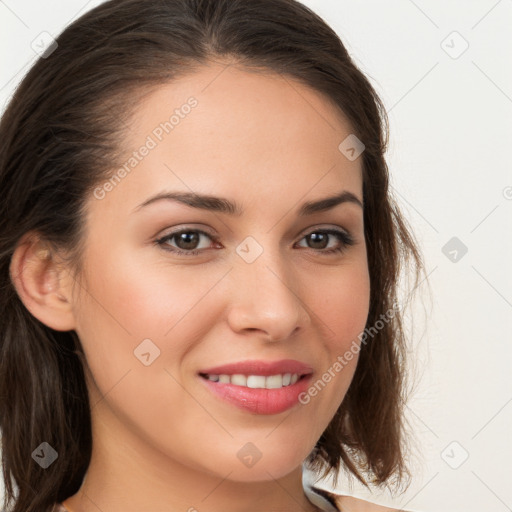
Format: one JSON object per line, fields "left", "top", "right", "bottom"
{"left": 199, "top": 359, "right": 313, "bottom": 377}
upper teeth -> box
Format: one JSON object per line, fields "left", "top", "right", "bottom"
{"left": 205, "top": 373, "right": 300, "bottom": 389}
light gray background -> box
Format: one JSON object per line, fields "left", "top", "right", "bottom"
{"left": 1, "top": 1, "right": 511, "bottom": 511}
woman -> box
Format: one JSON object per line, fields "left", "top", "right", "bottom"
{"left": 0, "top": 0, "right": 423, "bottom": 511}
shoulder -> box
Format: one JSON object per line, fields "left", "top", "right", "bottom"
{"left": 313, "top": 487, "right": 407, "bottom": 512}
{"left": 333, "top": 494, "right": 404, "bottom": 511}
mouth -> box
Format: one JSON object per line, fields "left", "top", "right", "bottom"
{"left": 197, "top": 359, "right": 313, "bottom": 415}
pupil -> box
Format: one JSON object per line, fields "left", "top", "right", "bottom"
{"left": 309, "top": 233, "right": 327, "bottom": 249}
{"left": 177, "top": 232, "right": 199, "bottom": 250}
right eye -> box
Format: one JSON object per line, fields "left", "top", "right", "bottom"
{"left": 155, "top": 229, "right": 220, "bottom": 256}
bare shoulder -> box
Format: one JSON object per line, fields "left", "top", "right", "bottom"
{"left": 333, "top": 494, "right": 408, "bottom": 511}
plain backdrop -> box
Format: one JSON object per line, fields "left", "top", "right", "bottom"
{"left": 1, "top": 1, "right": 511, "bottom": 511}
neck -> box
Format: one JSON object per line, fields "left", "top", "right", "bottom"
{"left": 64, "top": 461, "right": 319, "bottom": 512}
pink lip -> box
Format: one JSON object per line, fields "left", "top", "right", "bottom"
{"left": 198, "top": 359, "right": 314, "bottom": 415}
{"left": 199, "top": 359, "right": 313, "bottom": 377}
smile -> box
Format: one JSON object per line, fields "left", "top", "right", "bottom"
{"left": 197, "top": 360, "right": 313, "bottom": 415}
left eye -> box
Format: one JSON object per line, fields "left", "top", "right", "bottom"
{"left": 296, "top": 229, "right": 353, "bottom": 252}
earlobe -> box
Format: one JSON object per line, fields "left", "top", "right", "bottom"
{"left": 9, "top": 234, "right": 77, "bottom": 331}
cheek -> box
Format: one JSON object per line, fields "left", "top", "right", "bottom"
{"left": 72, "top": 255, "right": 210, "bottom": 439}
{"left": 309, "top": 261, "right": 371, "bottom": 349}
{"left": 299, "top": 259, "right": 370, "bottom": 413}
{"left": 72, "top": 250, "right": 227, "bottom": 383}
{"left": 77, "top": 246, "right": 216, "bottom": 335}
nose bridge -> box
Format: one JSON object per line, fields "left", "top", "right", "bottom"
{"left": 227, "top": 238, "right": 309, "bottom": 340}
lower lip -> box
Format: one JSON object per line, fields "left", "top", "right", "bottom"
{"left": 199, "top": 375, "right": 312, "bottom": 415}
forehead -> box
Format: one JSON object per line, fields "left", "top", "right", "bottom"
{"left": 94, "top": 62, "right": 363, "bottom": 217}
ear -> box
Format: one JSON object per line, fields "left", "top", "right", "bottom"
{"left": 9, "top": 233, "right": 77, "bottom": 331}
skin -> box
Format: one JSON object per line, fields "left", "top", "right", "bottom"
{"left": 12, "top": 61, "right": 373, "bottom": 512}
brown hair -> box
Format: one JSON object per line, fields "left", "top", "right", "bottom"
{"left": 0, "top": 0, "right": 423, "bottom": 510}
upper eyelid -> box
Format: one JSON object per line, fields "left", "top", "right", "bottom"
{"left": 157, "top": 227, "right": 217, "bottom": 242}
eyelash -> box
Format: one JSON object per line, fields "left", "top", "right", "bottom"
{"left": 154, "top": 227, "right": 355, "bottom": 257}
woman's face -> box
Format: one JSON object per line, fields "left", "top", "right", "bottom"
{"left": 71, "top": 62, "right": 370, "bottom": 483}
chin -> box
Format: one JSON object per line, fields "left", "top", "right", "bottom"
{"left": 205, "top": 443, "right": 308, "bottom": 483}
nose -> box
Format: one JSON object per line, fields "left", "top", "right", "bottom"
{"left": 226, "top": 249, "right": 311, "bottom": 342}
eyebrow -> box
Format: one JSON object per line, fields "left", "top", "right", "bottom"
{"left": 133, "top": 190, "right": 363, "bottom": 216}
